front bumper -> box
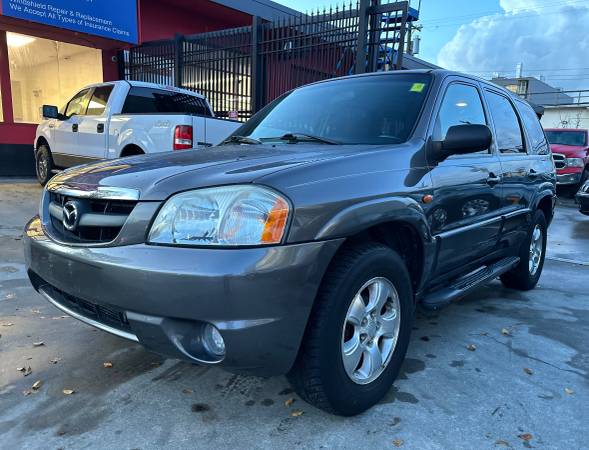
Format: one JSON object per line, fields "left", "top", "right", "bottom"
{"left": 556, "top": 171, "right": 583, "bottom": 185}
{"left": 24, "top": 216, "right": 343, "bottom": 376}
{"left": 575, "top": 191, "right": 589, "bottom": 216}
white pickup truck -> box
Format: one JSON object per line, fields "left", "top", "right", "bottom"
{"left": 34, "top": 81, "right": 241, "bottom": 185}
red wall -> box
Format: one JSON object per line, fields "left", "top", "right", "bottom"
{"left": 139, "top": 0, "right": 251, "bottom": 42}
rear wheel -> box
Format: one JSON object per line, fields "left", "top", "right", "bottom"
{"left": 35, "top": 144, "right": 54, "bottom": 186}
{"left": 500, "top": 210, "right": 547, "bottom": 290}
{"left": 287, "top": 243, "right": 414, "bottom": 416}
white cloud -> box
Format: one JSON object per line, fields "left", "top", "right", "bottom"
{"left": 498, "top": 0, "right": 535, "bottom": 11}
{"left": 436, "top": 1, "right": 589, "bottom": 90}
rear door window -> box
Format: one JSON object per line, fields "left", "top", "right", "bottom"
{"left": 484, "top": 91, "right": 526, "bottom": 154}
{"left": 122, "top": 87, "right": 212, "bottom": 116}
{"left": 86, "top": 85, "right": 114, "bottom": 116}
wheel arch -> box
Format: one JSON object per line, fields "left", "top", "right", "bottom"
{"left": 119, "top": 144, "right": 145, "bottom": 158}
{"left": 312, "top": 197, "right": 434, "bottom": 296}
{"left": 35, "top": 136, "right": 50, "bottom": 151}
{"left": 534, "top": 192, "right": 556, "bottom": 226}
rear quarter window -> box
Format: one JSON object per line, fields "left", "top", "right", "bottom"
{"left": 517, "top": 101, "right": 549, "bottom": 155}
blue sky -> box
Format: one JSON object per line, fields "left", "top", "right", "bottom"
{"left": 275, "top": 0, "right": 589, "bottom": 91}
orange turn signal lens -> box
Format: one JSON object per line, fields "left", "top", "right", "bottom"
{"left": 261, "top": 197, "right": 289, "bottom": 244}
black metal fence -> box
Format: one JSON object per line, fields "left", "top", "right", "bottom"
{"left": 120, "top": 0, "right": 411, "bottom": 120}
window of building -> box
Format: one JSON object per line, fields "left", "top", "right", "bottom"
{"left": 517, "top": 79, "right": 529, "bottom": 96}
{"left": 7, "top": 32, "right": 103, "bottom": 123}
{"left": 485, "top": 91, "right": 525, "bottom": 154}
{"left": 433, "top": 83, "right": 487, "bottom": 148}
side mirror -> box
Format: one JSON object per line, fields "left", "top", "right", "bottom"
{"left": 430, "top": 124, "right": 492, "bottom": 160}
{"left": 42, "top": 105, "right": 61, "bottom": 120}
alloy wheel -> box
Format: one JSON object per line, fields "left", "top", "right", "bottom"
{"left": 341, "top": 277, "right": 401, "bottom": 385}
{"left": 529, "top": 224, "right": 543, "bottom": 276}
{"left": 37, "top": 154, "right": 48, "bottom": 181}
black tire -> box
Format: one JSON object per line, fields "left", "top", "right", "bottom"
{"left": 35, "top": 144, "right": 54, "bottom": 186}
{"left": 500, "top": 210, "right": 547, "bottom": 291}
{"left": 287, "top": 243, "right": 414, "bottom": 416}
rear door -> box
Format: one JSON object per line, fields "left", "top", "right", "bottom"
{"left": 427, "top": 80, "right": 504, "bottom": 276}
{"left": 51, "top": 88, "right": 91, "bottom": 166}
{"left": 75, "top": 85, "right": 115, "bottom": 161}
{"left": 483, "top": 89, "right": 537, "bottom": 239}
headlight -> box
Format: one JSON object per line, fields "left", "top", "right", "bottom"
{"left": 148, "top": 185, "right": 290, "bottom": 246}
{"left": 565, "top": 157, "right": 585, "bottom": 168}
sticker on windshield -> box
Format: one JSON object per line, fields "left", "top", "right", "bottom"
{"left": 410, "top": 83, "right": 426, "bottom": 93}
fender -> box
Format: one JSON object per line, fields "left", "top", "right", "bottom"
{"left": 313, "top": 196, "right": 436, "bottom": 295}
{"left": 315, "top": 196, "right": 433, "bottom": 243}
{"left": 35, "top": 126, "right": 53, "bottom": 150}
{"left": 114, "top": 127, "right": 152, "bottom": 158}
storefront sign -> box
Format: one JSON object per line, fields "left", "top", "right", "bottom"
{"left": 0, "top": 0, "right": 139, "bottom": 44}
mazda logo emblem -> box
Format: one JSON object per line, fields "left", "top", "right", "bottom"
{"left": 62, "top": 201, "right": 80, "bottom": 231}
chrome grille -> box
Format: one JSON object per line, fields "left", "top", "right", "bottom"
{"left": 46, "top": 191, "right": 136, "bottom": 244}
{"left": 552, "top": 153, "right": 566, "bottom": 170}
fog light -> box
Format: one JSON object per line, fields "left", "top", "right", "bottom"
{"left": 202, "top": 324, "right": 225, "bottom": 356}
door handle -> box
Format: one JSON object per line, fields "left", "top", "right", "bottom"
{"left": 72, "top": 124, "right": 78, "bottom": 132}
{"left": 97, "top": 123, "right": 104, "bottom": 133}
{"left": 528, "top": 169, "right": 538, "bottom": 179}
{"left": 486, "top": 173, "right": 501, "bottom": 186}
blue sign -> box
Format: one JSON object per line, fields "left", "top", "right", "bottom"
{"left": 1, "top": 0, "right": 138, "bottom": 44}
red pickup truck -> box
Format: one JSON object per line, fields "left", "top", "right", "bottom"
{"left": 545, "top": 128, "right": 589, "bottom": 189}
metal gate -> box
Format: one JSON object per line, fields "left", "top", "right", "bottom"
{"left": 121, "top": 0, "right": 414, "bottom": 120}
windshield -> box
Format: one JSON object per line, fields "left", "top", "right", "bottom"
{"left": 237, "top": 74, "right": 432, "bottom": 145}
{"left": 545, "top": 130, "right": 587, "bottom": 147}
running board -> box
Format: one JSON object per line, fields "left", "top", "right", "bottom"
{"left": 420, "top": 256, "right": 520, "bottom": 311}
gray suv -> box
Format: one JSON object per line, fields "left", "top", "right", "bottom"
{"left": 24, "top": 70, "right": 556, "bottom": 415}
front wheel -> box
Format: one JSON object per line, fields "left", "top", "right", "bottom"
{"left": 287, "top": 243, "right": 414, "bottom": 416}
{"left": 500, "top": 210, "right": 547, "bottom": 290}
{"left": 35, "top": 144, "right": 54, "bottom": 186}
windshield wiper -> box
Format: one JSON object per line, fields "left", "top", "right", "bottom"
{"left": 278, "top": 133, "right": 340, "bottom": 145}
{"left": 220, "top": 135, "right": 262, "bottom": 145}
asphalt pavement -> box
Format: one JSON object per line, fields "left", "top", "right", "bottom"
{"left": 0, "top": 180, "right": 587, "bottom": 449}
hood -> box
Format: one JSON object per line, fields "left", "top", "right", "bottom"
{"left": 549, "top": 143, "right": 588, "bottom": 158}
{"left": 48, "top": 144, "right": 369, "bottom": 200}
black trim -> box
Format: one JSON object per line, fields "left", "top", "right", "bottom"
{"left": 52, "top": 153, "right": 101, "bottom": 169}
